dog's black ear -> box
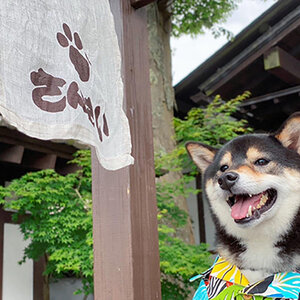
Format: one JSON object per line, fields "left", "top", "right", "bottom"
{"left": 186, "top": 142, "right": 217, "bottom": 173}
{"left": 274, "top": 112, "right": 300, "bottom": 154}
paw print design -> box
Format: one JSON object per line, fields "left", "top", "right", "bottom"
{"left": 31, "top": 22, "right": 109, "bottom": 144}
{"left": 95, "top": 106, "right": 109, "bottom": 142}
{"left": 56, "top": 23, "right": 91, "bottom": 82}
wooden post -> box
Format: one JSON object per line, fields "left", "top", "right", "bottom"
{"left": 196, "top": 174, "right": 206, "bottom": 243}
{"left": 92, "top": 1, "right": 162, "bottom": 299}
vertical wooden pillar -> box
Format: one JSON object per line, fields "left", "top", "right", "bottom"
{"left": 33, "top": 257, "right": 46, "bottom": 300}
{"left": 92, "top": 0, "right": 162, "bottom": 299}
{"left": 196, "top": 174, "right": 206, "bottom": 243}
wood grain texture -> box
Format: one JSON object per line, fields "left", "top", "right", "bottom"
{"left": 123, "top": 0, "right": 161, "bottom": 298}
{"left": 92, "top": 0, "right": 161, "bottom": 299}
{"left": 0, "top": 127, "right": 76, "bottom": 159}
{"left": 34, "top": 258, "right": 46, "bottom": 300}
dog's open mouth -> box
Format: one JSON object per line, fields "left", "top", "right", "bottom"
{"left": 227, "top": 189, "right": 277, "bottom": 224}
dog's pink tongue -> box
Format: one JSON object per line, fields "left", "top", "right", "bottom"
{"left": 231, "top": 194, "right": 261, "bottom": 220}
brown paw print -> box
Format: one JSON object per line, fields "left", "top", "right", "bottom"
{"left": 95, "top": 106, "right": 109, "bottom": 142}
{"left": 57, "top": 23, "right": 90, "bottom": 82}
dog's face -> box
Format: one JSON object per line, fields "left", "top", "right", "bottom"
{"left": 186, "top": 113, "right": 300, "bottom": 235}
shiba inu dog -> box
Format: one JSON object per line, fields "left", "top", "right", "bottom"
{"left": 186, "top": 112, "right": 300, "bottom": 283}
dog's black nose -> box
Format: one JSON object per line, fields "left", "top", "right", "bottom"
{"left": 218, "top": 172, "right": 239, "bottom": 190}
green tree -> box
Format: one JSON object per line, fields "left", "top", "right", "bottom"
{"left": 171, "top": 0, "right": 239, "bottom": 37}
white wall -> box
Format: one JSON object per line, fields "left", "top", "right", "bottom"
{"left": 50, "top": 278, "right": 93, "bottom": 300}
{"left": 2, "top": 223, "right": 93, "bottom": 300}
{"left": 202, "top": 193, "right": 216, "bottom": 249}
{"left": 2, "top": 223, "right": 33, "bottom": 300}
{"left": 186, "top": 179, "right": 216, "bottom": 249}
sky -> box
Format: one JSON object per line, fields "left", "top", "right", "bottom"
{"left": 171, "top": 0, "right": 276, "bottom": 85}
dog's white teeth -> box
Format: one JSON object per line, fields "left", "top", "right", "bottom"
{"left": 259, "top": 193, "right": 268, "bottom": 206}
{"left": 248, "top": 205, "right": 253, "bottom": 217}
{"left": 249, "top": 194, "right": 253, "bottom": 198}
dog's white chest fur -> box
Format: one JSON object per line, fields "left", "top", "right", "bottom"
{"left": 239, "top": 237, "right": 279, "bottom": 283}
{"left": 218, "top": 227, "right": 292, "bottom": 283}
{"left": 241, "top": 235, "right": 279, "bottom": 269}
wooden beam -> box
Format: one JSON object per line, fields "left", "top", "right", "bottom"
{"left": 240, "top": 84, "right": 300, "bottom": 107}
{"left": 264, "top": 46, "right": 300, "bottom": 84}
{"left": 199, "top": 7, "right": 300, "bottom": 95}
{"left": 131, "top": 0, "right": 156, "bottom": 9}
{"left": 92, "top": 1, "right": 161, "bottom": 300}
{"left": 0, "top": 144, "right": 24, "bottom": 164}
{"left": 0, "top": 127, "right": 76, "bottom": 159}
{"left": 22, "top": 151, "right": 57, "bottom": 170}
{"left": 190, "top": 91, "right": 212, "bottom": 104}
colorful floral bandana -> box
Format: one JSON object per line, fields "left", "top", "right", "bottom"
{"left": 191, "top": 257, "right": 300, "bottom": 300}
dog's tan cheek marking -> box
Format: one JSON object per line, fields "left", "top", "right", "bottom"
{"left": 235, "top": 165, "right": 256, "bottom": 174}
{"left": 234, "top": 165, "right": 263, "bottom": 181}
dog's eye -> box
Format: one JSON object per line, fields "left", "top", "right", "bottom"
{"left": 220, "top": 165, "right": 229, "bottom": 172}
{"left": 255, "top": 158, "right": 270, "bottom": 166}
